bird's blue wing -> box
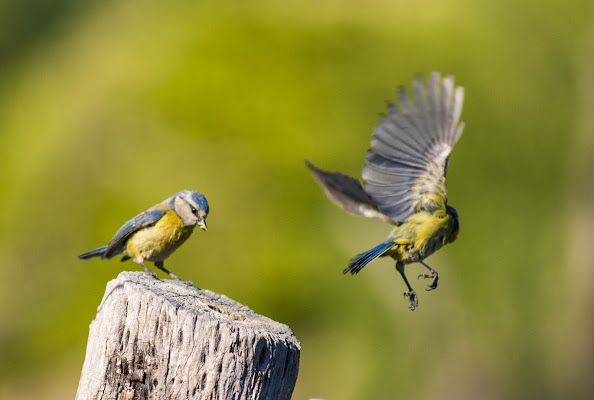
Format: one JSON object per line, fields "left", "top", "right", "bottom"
{"left": 103, "top": 209, "right": 165, "bottom": 259}
{"left": 362, "top": 72, "right": 465, "bottom": 222}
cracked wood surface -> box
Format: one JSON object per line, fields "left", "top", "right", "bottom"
{"left": 76, "top": 272, "right": 300, "bottom": 400}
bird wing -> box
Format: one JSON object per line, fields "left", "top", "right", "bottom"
{"left": 305, "top": 160, "right": 392, "bottom": 223}
{"left": 361, "top": 72, "right": 465, "bottom": 223}
{"left": 104, "top": 209, "right": 166, "bottom": 258}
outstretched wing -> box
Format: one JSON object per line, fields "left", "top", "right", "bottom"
{"left": 104, "top": 209, "right": 165, "bottom": 258}
{"left": 362, "top": 72, "right": 465, "bottom": 223}
{"left": 305, "top": 160, "right": 392, "bottom": 223}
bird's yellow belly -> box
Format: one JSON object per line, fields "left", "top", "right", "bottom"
{"left": 386, "top": 211, "right": 454, "bottom": 264}
{"left": 125, "top": 212, "right": 194, "bottom": 262}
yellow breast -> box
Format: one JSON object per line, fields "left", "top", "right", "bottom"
{"left": 125, "top": 210, "right": 194, "bottom": 262}
{"left": 388, "top": 210, "right": 455, "bottom": 263}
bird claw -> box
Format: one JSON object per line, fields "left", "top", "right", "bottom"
{"left": 145, "top": 271, "right": 158, "bottom": 279}
{"left": 403, "top": 291, "right": 418, "bottom": 311}
{"left": 418, "top": 272, "right": 439, "bottom": 291}
{"left": 173, "top": 276, "right": 194, "bottom": 286}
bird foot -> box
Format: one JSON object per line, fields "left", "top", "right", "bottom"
{"left": 144, "top": 270, "right": 158, "bottom": 279}
{"left": 403, "top": 290, "right": 418, "bottom": 311}
{"left": 418, "top": 272, "right": 438, "bottom": 291}
{"left": 174, "top": 277, "right": 195, "bottom": 286}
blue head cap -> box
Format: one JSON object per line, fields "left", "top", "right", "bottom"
{"left": 191, "top": 191, "right": 209, "bottom": 215}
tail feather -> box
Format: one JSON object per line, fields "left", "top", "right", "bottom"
{"left": 343, "top": 241, "right": 394, "bottom": 275}
{"left": 78, "top": 245, "right": 108, "bottom": 260}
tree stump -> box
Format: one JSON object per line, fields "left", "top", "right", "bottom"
{"left": 76, "top": 272, "right": 300, "bottom": 400}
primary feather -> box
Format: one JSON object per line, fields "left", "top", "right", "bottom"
{"left": 362, "top": 72, "right": 464, "bottom": 222}
{"left": 304, "top": 160, "right": 391, "bottom": 222}
{"left": 307, "top": 72, "right": 464, "bottom": 224}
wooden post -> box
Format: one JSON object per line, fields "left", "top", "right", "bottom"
{"left": 76, "top": 272, "right": 300, "bottom": 400}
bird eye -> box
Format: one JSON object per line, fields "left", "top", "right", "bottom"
{"left": 191, "top": 206, "right": 197, "bottom": 213}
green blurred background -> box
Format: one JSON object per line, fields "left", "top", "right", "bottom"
{"left": 1, "top": 0, "right": 592, "bottom": 398}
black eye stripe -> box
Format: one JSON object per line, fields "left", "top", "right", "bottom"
{"left": 182, "top": 197, "right": 197, "bottom": 214}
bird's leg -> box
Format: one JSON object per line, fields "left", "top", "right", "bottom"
{"left": 154, "top": 261, "right": 194, "bottom": 286}
{"left": 136, "top": 260, "right": 157, "bottom": 279}
{"left": 417, "top": 260, "right": 439, "bottom": 291}
{"left": 396, "top": 262, "right": 418, "bottom": 311}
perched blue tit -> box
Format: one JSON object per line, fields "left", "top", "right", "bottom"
{"left": 78, "top": 190, "right": 209, "bottom": 285}
{"left": 307, "top": 72, "right": 464, "bottom": 310}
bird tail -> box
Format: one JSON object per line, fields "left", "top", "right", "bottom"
{"left": 343, "top": 241, "right": 394, "bottom": 275}
{"left": 78, "top": 245, "right": 108, "bottom": 260}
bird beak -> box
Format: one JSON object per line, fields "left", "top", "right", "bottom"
{"left": 198, "top": 220, "right": 207, "bottom": 231}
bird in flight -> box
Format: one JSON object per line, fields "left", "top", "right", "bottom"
{"left": 307, "top": 72, "right": 464, "bottom": 310}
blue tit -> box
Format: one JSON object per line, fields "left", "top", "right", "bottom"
{"left": 307, "top": 72, "right": 464, "bottom": 310}
{"left": 78, "top": 190, "right": 209, "bottom": 285}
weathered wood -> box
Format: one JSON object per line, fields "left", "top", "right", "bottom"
{"left": 76, "top": 272, "right": 300, "bottom": 400}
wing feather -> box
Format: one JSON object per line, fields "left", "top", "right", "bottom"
{"left": 414, "top": 77, "right": 433, "bottom": 143}
{"left": 374, "top": 122, "right": 428, "bottom": 164}
{"left": 362, "top": 72, "right": 465, "bottom": 222}
{"left": 305, "top": 160, "right": 392, "bottom": 222}
{"left": 103, "top": 209, "right": 165, "bottom": 258}
{"left": 428, "top": 73, "right": 443, "bottom": 142}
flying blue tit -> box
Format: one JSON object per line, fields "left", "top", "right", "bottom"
{"left": 78, "top": 190, "right": 209, "bottom": 285}
{"left": 307, "top": 72, "right": 464, "bottom": 310}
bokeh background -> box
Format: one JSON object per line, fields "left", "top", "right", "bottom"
{"left": 1, "top": 0, "right": 592, "bottom": 399}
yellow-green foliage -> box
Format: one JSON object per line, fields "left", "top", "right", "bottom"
{"left": 0, "top": 0, "right": 592, "bottom": 399}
